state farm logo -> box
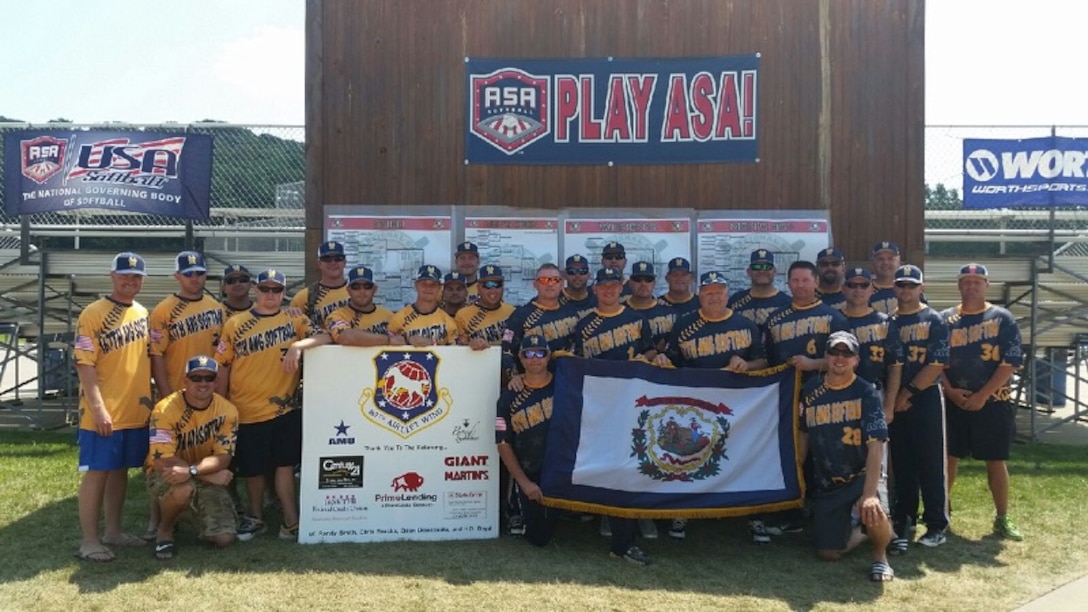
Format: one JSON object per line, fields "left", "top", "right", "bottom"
{"left": 470, "top": 68, "right": 550, "bottom": 155}
{"left": 965, "top": 148, "right": 1000, "bottom": 182}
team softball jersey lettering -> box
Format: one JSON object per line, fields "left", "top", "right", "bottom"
{"left": 844, "top": 308, "right": 892, "bottom": 387}
{"left": 800, "top": 375, "right": 888, "bottom": 490}
{"left": 627, "top": 298, "right": 678, "bottom": 351}
{"left": 146, "top": 391, "right": 238, "bottom": 470}
{"left": 496, "top": 380, "right": 555, "bottom": 475}
{"left": 387, "top": 304, "right": 460, "bottom": 345}
{"left": 558, "top": 290, "right": 596, "bottom": 320}
{"left": 74, "top": 297, "right": 153, "bottom": 431}
{"left": 325, "top": 303, "right": 394, "bottom": 342}
{"left": 149, "top": 294, "right": 225, "bottom": 393}
{"left": 572, "top": 306, "right": 653, "bottom": 360}
{"left": 502, "top": 301, "right": 581, "bottom": 360}
{"left": 887, "top": 306, "right": 949, "bottom": 381}
{"left": 216, "top": 310, "right": 315, "bottom": 424}
{"left": 940, "top": 303, "right": 1023, "bottom": 396}
{"left": 660, "top": 309, "right": 765, "bottom": 368}
{"left": 456, "top": 301, "right": 516, "bottom": 345}
{"left": 290, "top": 283, "right": 349, "bottom": 329}
{"left": 659, "top": 293, "right": 700, "bottom": 318}
{"left": 763, "top": 300, "right": 849, "bottom": 366}
{"left": 727, "top": 289, "right": 792, "bottom": 330}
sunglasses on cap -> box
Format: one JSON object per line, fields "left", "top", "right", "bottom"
{"left": 320, "top": 255, "right": 346, "bottom": 262}
{"left": 187, "top": 373, "right": 217, "bottom": 383}
{"left": 565, "top": 268, "right": 589, "bottom": 275}
{"left": 602, "top": 254, "right": 625, "bottom": 261}
{"left": 521, "top": 349, "right": 548, "bottom": 359}
{"left": 894, "top": 281, "right": 920, "bottom": 289}
{"left": 844, "top": 281, "right": 871, "bottom": 289}
{"left": 481, "top": 280, "right": 503, "bottom": 289}
{"left": 223, "top": 276, "right": 250, "bottom": 285}
{"left": 536, "top": 276, "right": 561, "bottom": 285}
{"left": 180, "top": 270, "right": 206, "bottom": 278}
{"left": 826, "top": 347, "right": 856, "bottom": 358}
{"left": 630, "top": 276, "right": 655, "bottom": 283}
{"left": 749, "top": 263, "right": 774, "bottom": 271}
{"left": 256, "top": 285, "right": 285, "bottom": 293}
{"left": 349, "top": 282, "right": 376, "bottom": 291}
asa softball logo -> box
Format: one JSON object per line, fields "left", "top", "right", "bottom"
{"left": 359, "top": 350, "right": 452, "bottom": 438}
{"left": 470, "top": 67, "right": 550, "bottom": 155}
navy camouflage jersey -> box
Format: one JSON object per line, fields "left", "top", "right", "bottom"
{"left": 940, "top": 303, "right": 1023, "bottom": 401}
{"left": 844, "top": 308, "right": 892, "bottom": 387}
{"left": 628, "top": 299, "right": 678, "bottom": 352}
{"left": 559, "top": 290, "right": 596, "bottom": 321}
{"left": 572, "top": 306, "right": 653, "bottom": 361}
{"left": 800, "top": 374, "right": 888, "bottom": 491}
{"left": 728, "top": 289, "right": 792, "bottom": 330}
{"left": 816, "top": 288, "right": 847, "bottom": 312}
{"left": 502, "top": 301, "right": 581, "bottom": 372}
{"left": 871, "top": 285, "right": 928, "bottom": 315}
{"left": 887, "top": 305, "right": 949, "bottom": 383}
{"left": 661, "top": 309, "right": 765, "bottom": 369}
{"left": 763, "top": 300, "right": 849, "bottom": 366}
{"left": 495, "top": 378, "right": 555, "bottom": 475}
{"left": 659, "top": 293, "right": 700, "bottom": 318}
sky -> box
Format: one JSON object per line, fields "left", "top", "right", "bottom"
{"left": 0, "top": 1, "right": 1082, "bottom": 186}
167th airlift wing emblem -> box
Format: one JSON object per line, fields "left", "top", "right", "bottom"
{"left": 470, "top": 67, "right": 550, "bottom": 155}
{"left": 358, "top": 349, "right": 452, "bottom": 439}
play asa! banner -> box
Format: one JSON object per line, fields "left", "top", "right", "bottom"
{"left": 3, "top": 129, "right": 213, "bottom": 219}
{"left": 963, "top": 136, "right": 1088, "bottom": 208}
{"left": 465, "top": 56, "right": 759, "bottom": 164}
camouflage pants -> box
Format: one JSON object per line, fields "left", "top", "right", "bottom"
{"left": 148, "top": 471, "right": 237, "bottom": 537}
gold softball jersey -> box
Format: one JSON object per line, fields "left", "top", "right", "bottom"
{"left": 149, "top": 294, "right": 225, "bottom": 392}
{"left": 74, "top": 297, "right": 153, "bottom": 431}
{"left": 146, "top": 391, "right": 238, "bottom": 470}
{"left": 325, "top": 303, "right": 395, "bottom": 343}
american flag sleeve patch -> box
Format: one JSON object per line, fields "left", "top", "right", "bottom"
{"left": 149, "top": 429, "right": 173, "bottom": 445}
{"left": 74, "top": 335, "right": 95, "bottom": 352}
{"left": 494, "top": 416, "right": 507, "bottom": 432}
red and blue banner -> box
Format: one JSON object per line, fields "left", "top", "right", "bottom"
{"left": 963, "top": 136, "right": 1088, "bottom": 209}
{"left": 540, "top": 356, "right": 802, "bottom": 518}
{"left": 3, "top": 130, "right": 213, "bottom": 219}
{"left": 465, "top": 56, "right": 759, "bottom": 165}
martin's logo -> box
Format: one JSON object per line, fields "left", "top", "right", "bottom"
{"left": 359, "top": 350, "right": 452, "bottom": 438}
{"left": 470, "top": 68, "right": 550, "bottom": 155}
{"left": 20, "top": 136, "right": 68, "bottom": 184}
{"left": 632, "top": 395, "right": 731, "bottom": 482}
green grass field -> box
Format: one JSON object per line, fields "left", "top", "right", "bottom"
{"left": 0, "top": 430, "right": 1085, "bottom": 611}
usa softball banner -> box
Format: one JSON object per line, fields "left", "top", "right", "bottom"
{"left": 963, "top": 136, "right": 1088, "bottom": 209}
{"left": 3, "top": 129, "right": 213, "bottom": 219}
{"left": 541, "top": 357, "right": 802, "bottom": 518}
{"left": 465, "top": 55, "right": 759, "bottom": 164}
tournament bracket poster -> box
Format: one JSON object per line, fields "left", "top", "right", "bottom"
{"left": 464, "top": 217, "right": 559, "bottom": 305}
{"left": 563, "top": 218, "right": 692, "bottom": 297}
{"left": 325, "top": 214, "right": 453, "bottom": 308}
{"left": 695, "top": 216, "right": 830, "bottom": 292}
{"left": 4, "top": 129, "right": 212, "bottom": 219}
{"left": 299, "top": 346, "right": 501, "bottom": 544}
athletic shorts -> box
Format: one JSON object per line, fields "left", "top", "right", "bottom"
{"left": 147, "top": 471, "right": 237, "bottom": 537}
{"left": 811, "top": 475, "right": 889, "bottom": 552}
{"left": 77, "top": 427, "right": 149, "bottom": 472}
{"left": 946, "top": 400, "right": 1015, "bottom": 461}
{"left": 234, "top": 409, "right": 302, "bottom": 477}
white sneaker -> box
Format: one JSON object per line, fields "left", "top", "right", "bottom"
{"left": 638, "top": 518, "right": 658, "bottom": 539}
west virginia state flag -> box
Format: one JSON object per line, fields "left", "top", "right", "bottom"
{"left": 540, "top": 356, "right": 803, "bottom": 518}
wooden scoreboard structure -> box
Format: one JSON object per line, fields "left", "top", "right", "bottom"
{"left": 304, "top": 0, "right": 924, "bottom": 279}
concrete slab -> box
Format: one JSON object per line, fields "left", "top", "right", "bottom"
{"left": 1015, "top": 575, "right": 1088, "bottom": 612}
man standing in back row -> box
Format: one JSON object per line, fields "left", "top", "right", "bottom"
{"left": 291, "top": 241, "right": 349, "bottom": 330}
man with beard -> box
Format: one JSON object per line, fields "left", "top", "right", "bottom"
{"left": 441, "top": 271, "right": 470, "bottom": 318}
{"left": 728, "top": 249, "right": 792, "bottom": 331}
{"left": 815, "top": 247, "right": 847, "bottom": 312}
{"left": 559, "top": 254, "right": 595, "bottom": 318}
{"left": 454, "top": 241, "right": 482, "bottom": 304}
{"left": 502, "top": 264, "right": 581, "bottom": 379}
{"left": 625, "top": 261, "right": 677, "bottom": 354}
{"left": 220, "top": 264, "right": 254, "bottom": 320}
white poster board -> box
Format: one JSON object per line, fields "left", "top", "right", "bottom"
{"left": 464, "top": 217, "right": 559, "bottom": 306}
{"left": 299, "top": 345, "right": 501, "bottom": 544}
{"left": 695, "top": 217, "right": 830, "bottom": 292}
{"left": 563, "top": 218, "right": 692, "bottom": 296}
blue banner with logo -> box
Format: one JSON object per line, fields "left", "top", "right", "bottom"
{"left": 465, "top": 56, "right": 759, "bottom": 165}
{"left": 3, "top": 130, "right": 213, "bottom": 219}
{"left": 963, "top": 136, "right": 1088, "bottom": 209}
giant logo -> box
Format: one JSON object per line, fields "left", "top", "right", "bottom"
{"left": 470, "top": 68, "right": 550, "bottom": 155}
{"left": 20, "top": 136, "right": 67, "bottom": 184}
{"left": 358, "top": 350, "right": 452, "bottom": 438}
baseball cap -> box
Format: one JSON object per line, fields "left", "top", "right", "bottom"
{"left": 894, "top": 264, "right": 923, "bottom": 285}
{"left": 826, "top": 331, "right": 860, "bottom": 354}
{"left": 444, "top": 271, "right": 467, "bottom": 285}
{"left": 175, "top": 250, "right": 206, "bottom": 274}
{"left": 958, "top": 263, "right": 989, "bottom": 279}
{"left": 185, "top": 354, "right": 219, "bottom": 375}
{"left": 595, "top": 268, "right": 622, "bottom": 283}
{"left": 519, "top": 334, "right": 549, "bottom": 353}
{"left": 699, "top": 271, "right": 728, "bottom": 287}
{"left": 871, "top": 241, "right": 900, "bottom": 257}
{"left": 111, "top": 252, "right": 147, "bottom": 276}
{"left": 846, "top": 267, "right": 872, "bottom": 281}
{"left": 223, "top": 264, "right": 250, "bottom": 278}
{"left": 667, "top": 257, "right": 691, "bottom": 272}
{"left": 602, "top": 241, "right": 626, "bottom": 257}
{"left": 256, "top": 269, "right": 286, "bottom": 286}
{"left": 480, "top": 264, "right": 503, "bottom": 279}
{"left": 565, "top": 254, "right": 589, "bottom": 268}
{"left": 456, "top": 241, "right": 479, "bottom": 255}
{"left": 318, "top": 241, "right": 345, "bottom": 257}
{"left": 348, "top": 266, "right": 374, "bottom": 284}
{"left": 817, "top": 247, "right": 844, "bottom": 262}
{"left": 750, "top": 249, "right": 775, "bottom": 266}
{"left": 631, "top": 261, "right": 655, "bottom": 278}
{"left": 416, "top": 265, "right": 442, "bottom": 282}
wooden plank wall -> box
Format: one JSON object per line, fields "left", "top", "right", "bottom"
{"left": 306, "top": 0, "right": 924, "bottom": 279}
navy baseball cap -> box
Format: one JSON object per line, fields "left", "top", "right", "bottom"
{"left": 631, "top": 261, "right": 655, "bottom": 278}
{"left": 456, "top": 241, "right": 479, "bottom": 255}
{"left": 444, "top": 271, "right": 467, "bottom": 285}
{"left": 846, "top": 267, "right": 872, "bottom": 281}
{"left": 417, "top": 265, "right": 442, "bottom": 282}
{"left": 750, "top": 249, "right": 774, "bottom": 266}
{"left": 826, "top": 331, "right": 860, "bottom": 354}
{"left": 894, "top": 264, "right": 923, "bottom": 285}
{"left": 699, "top": 271, "right": 728, "bottom": 287}
{"left": 480, "top": 264, "right": 503, "bottom": 279}
{"left": 817, "top": 247, "right": 844, "bottom": 262}
{"left": 958, "top": 263, "right": 989, "bottom": 279}
{"left": 565, "top": 254, "right": 589, "bottom": 268}
{"left": 667, "top": 257, "right": 691, "bottom": 272}
{"left": 602, "top": 241, "right": 626, "bottom": 257}
{"left": 872, "top": 241, "right": 900, "bottom": 256}
{"left": 348, "top": 266, "right": 374, "bottom": 284}
{"left": 111, "top": 252, "right": 147, "bottom": 276}
{"left": 256, "top": 268, "right": 286, "bottom": 286}
{"left": 595, "top": 268, "right": 622, "bottom": 283}
{"left": 318, "top": 241, "right": 345, "bottom": 257}
{"left": 185, "top": 354, "right": 219, "bottom": 375}
{"left": 175, "top": 251, "right": 207, "bottom": 274}
{"left": 520, "top": 334, "right": 549, "bottom": 353}
{"left": 223, "top": 264, "right": 250, "bottom": 278}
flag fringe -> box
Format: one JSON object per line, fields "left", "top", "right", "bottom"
{"left": 539, "top": 496, "right": 804, "bottom": 519}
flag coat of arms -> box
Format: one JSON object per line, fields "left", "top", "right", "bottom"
{"left": 541, "top": 356, "right": 803, "bottom": 518}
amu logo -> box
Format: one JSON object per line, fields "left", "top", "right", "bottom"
{"left": 470, "top": 68, "right": 550, "bottom": 155}
{"left": 359, "top": 350, "right": 452, "bottom": 438}
{"left": 631, "top": 395, "right": 731, "bottom": 482}
{"left": 20, "top": 136, "right": 68, "bottom": 184}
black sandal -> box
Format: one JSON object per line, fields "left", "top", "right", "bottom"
{"left": 154, "top": 540, "right": 176, "bottom": 560}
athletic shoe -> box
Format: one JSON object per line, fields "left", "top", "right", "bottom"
{"left": 638, "top": 518, "right": 659, "bottom": 539}
{"left": 237, "top": 516, "right": 267, "bottom": 542}
{"left": 278, "top": 523, "right": 299, "bottom": 541}
{"left": 508, "top": 514, "right": 526, "bottom": 537}
{"left": 610, "top": 545, "right": 652, "bottom": 566}
{"left": 918, "top": 528, "right": 947, "bottom": 548}
{"left": 994, "top": 515, "right": 1024, "bottom": 541}
{"left": 599, "top": 516, "right": 612, "bottom": 537}
{"left": 669, "top": 519, "right": 687, "bottom": 540}
{"left": 764, "top": 520, "right": 804, "bottom": 536}
{"left": 749, "top": 519, "right": 771, "bottom": 544}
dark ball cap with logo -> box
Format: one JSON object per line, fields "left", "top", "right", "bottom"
{"left": 602, "top": 241, "right": 625, "bottom": 257}
{"left": 417, "top": 265, "right": 442, "bottom": 282}
{"left": 456, "top": 241, "right": 479, "bottom": 255}
{"left": 185, "top": 354, "right": 219, "bottom": 375}
{"left": 348, "top": 266, "right": 374, "bottom": 284}
{"left": 750, "top": 249, "right": 775, "bottom": 266}
{"left": 520, "top": 334, "right": 550, "bottom": 353}
{"left": 668, "top": 257, "right": 691, "bottom": 272}
{"left": 631, "top": 261, "right": 655, "bottom": 278}
{"left": 112, "top": 252, "right": 147, "bottom": 276}
{"left": 596, "top": 268, "right": 623, "bottom": 283}
{"left": 318, "top": 241, "right": 345, "bottom": 257}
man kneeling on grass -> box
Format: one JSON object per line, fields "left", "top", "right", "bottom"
{"left": 146, "top": 355, "right": 239, "bottom": 560}
{"left": 799, "top": 332, "right": 895, "bottom": 582}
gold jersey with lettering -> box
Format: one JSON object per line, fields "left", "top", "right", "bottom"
{"left": 146, "top": 391, "right": 238, "bottom": 470}
{"left": 455, "top": 302, "right": 515, "bottom": 345}
{"left": 388, "top": 304, "right": 461, "bottom": 345}
{"left": 326, "top": 303, "right": 395, "bottom": 343}
{"left": 149, "top": 294, "right": 225, "bottom": 393}
{"left": 290, "top": 283, "right": 350, "bottom": 329}
{"left": 74, "top": 297, "right": 153, "bottom": 431}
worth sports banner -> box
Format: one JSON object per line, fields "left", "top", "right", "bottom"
{"left": 541, "top": 357, "right": 802, "bottom": 518}
{"left": 963, "top": 136, "right": 1088, "bottom": 208}
{"left": 3, "top": 130, "right": 213, "bottom": 219}
{"left": 465, "top": 55, "right": 759, "bottom": 164}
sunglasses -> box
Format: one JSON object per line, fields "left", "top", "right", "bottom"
{"left": 181, "top": 271, "right": 206, "bottom": 278}
{"left": 481, "top": 280, "right": 503, "bottom": 289}
{"left": 187, "top": 374, "right": 217, "bottom": 383}
{"left": 749, "top": 263, "right": 774, "bottom": 271}
{"left": 521, "top": 349, "right": 548, "bottom": 359}
{"left": 566, "top": 268, "right": 590, "bottom": 276}
{"left": 536, "top": 276, "right": 561, "bottom": 285}
{"left": 223, "top": 276, "right": 250, "bottom": 285}
{"left": 256, "top": 285, "right": 285, "bottom": 293}
{"left": 349, "top": 282, "right": 376, "bottom": 291}
{"left": 602, "top": 255, "right": 625, "bottom": 261}
{"left": 844, "top": 282, "right": 871, "bottom": 289}
{"left": 320, "top": 255, "right": 346, "bottom": 263}
{"left": 826, "top": 347, "right": 856, "bottom": 358}
{"left": 630, "top": 276, "right": 655, "bottom": 283}
{"left": 894, "top": 281, "right": 920, "bottom": 289}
